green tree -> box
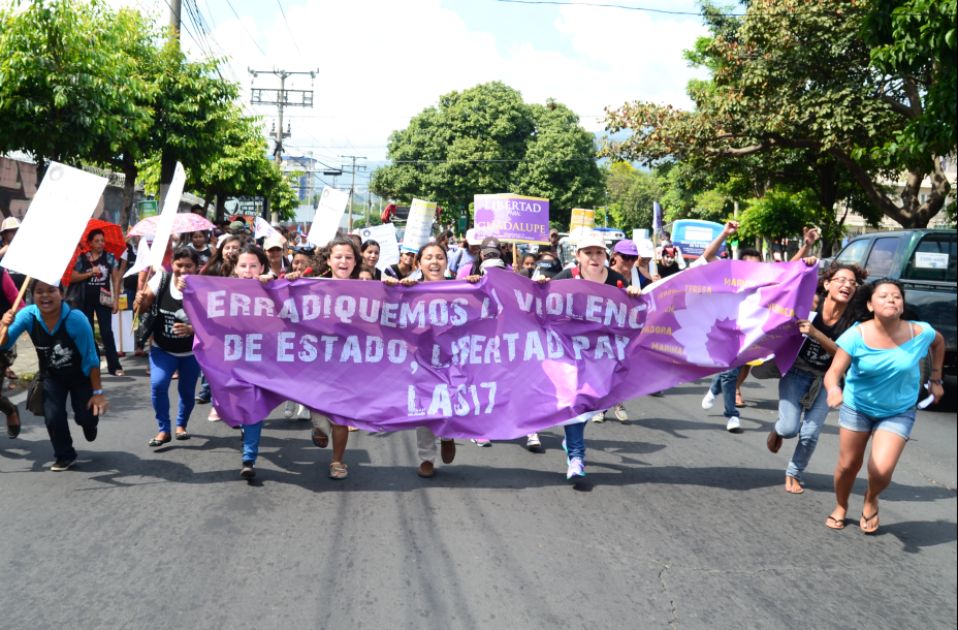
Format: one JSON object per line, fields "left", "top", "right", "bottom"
{"left": 195, "top": 110, "right": 296, "bottom": 220}
{"left": 371, "top": 82, "right": 604, "bottom": 228}
{"left": 605, "top": 0, "right": 956, "bottom": 228}
{"left": 513, "top": 100, "right": 605, "bottom": 226}
{"left": 737, "top": 188, "right": 820, "bottom": 242}
{"left": 0, "top": 0, "right": 154, "bottom": 175}
{"left": 604, "top": 162, "right": 661, "bottom": 230}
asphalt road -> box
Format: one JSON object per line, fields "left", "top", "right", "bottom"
{"left": 1, "top": 357, "right": 955, "bottom": 630}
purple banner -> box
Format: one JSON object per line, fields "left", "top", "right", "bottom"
{"left": 182, "top": 262, "right": 817, "bottom": 437}
{"left": 473, "top": 194, "right": 550, "bottom": 244}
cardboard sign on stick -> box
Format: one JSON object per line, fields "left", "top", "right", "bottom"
{"left": 401, "top": 198, "right": 437, "bottom": 253}
{"left": 148, "top": 162, "right": 186, "bottom": 271}
{"left": 307, "top": 187, "right": 350, "bottom": 247}
{"left": 360, "top": 223, "right": 400, "bottom": 270}
{"left": 1, "top": 162, "right": 107, "bottom": 286}
{"left": 474, "top": 194, "right": 550, "bottom": 244}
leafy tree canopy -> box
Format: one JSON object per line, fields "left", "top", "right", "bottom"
{"left": 604, "top": 0, "right": 957, "bottom": 228}
{"left": 371, "top": 82, "right": 605, "bottom": 228}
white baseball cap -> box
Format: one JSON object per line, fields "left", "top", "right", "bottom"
{"left": 576, "top": 232, "right": 607, "bottom": 252}
{"left": 466, "top": 228, "right": 482, "bottom": 246}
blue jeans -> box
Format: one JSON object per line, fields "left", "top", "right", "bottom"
{"left": 775, "top": 368, "right": 830, "bottom": 482}
{"left": 563, "top": 419, "right": 588, "bottom": 460}
{"left": 241, "top": 422, "right": 264, "bottom": 464}
{"left": 838, "top": 404, "right": 915, "bottom": 441}
{"left": 42, "top": 374, "right": 96, "bottom": 461}
{"left": 197, "top": 372, "right": 211, "bottom": 402}
{"left": 709, "top": 367, "right": 741, "bottom": 419}
{"left": 149, "top": 348, "right": 201, "bottom": 434}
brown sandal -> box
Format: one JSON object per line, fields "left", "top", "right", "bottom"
{"left": 6, "top": 410, "right": 21, "bottom": 439}
{"left": 311, "top": 427, "right": 329, "bottom": 448}
{"left": 825, "top": 514, "right": 846, "bottom": 530}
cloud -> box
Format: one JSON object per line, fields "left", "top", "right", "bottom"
{"left": 109, "top": 0, "right": 710, "bottom": 167}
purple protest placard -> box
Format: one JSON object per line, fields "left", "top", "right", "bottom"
{"left": 473, "top": 193, "right": 550, "bottom": 244}
{"left": 182, "top": 261, "right": 817, "bottom": 437}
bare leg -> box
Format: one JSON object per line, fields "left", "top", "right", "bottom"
{"left": 861, "top": 429, "right": 907, "bottom": 533}
{"left": 827, "top": 428, "right": 871, "bottom": 527}
{"left": 330, "top": 423, "right": 349, "bottom": 465}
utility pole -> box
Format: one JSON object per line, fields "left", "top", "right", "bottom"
{"left": 157, "top": 0, "right": 183, "bottom": 216}
{"left": 249, "top": 68, "right": 318, "bottom": 222}
{"left": 340, "top": 154, "right": 366, "bottom": 231}
{"left": 169, "top": 0, "right": 181, "bottom": 39}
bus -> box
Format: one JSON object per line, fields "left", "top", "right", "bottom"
{"left": 665, "top": 219, "right": 727, "bottom": 260}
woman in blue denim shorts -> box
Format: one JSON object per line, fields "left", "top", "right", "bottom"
{"left": 822, "top": 279, "right": 945, "bottom": 534}
{"left": 766, "top": 263, "right": 865, "bottom": 494}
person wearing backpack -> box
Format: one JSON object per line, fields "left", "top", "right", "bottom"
{"left": 0, "top": 280, "right": 108, "bottom": 471}
{"left": 133, "top": 248, "right": 202, "bottom": 447}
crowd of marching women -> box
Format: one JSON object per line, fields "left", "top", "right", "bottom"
{"left": 0, "top": 216, "right": 946, "bottom": 536}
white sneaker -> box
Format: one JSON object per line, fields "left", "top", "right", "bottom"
{"left": 566, "top": 457, "right": 586, "bottom": 480}
{"left": 208, "top": 408, "right": 221, "bottom": 422}
{"left": 590, "top": 411, "right": 605, "bottom": 423}
{"left": 526, "top": 433, "right": 543, "bottom": 452}
{"left": 612, "top": 404, "right": 628, "bottom": 422}
{"left": 283, "top": 401, "right": 295, "bottom": 418}
{"left": 471, "top": 439, "right": 492, "bottom": 447}
{"left": 726, "top": 416, "right": 741, "bottom": 432}
{"left": 702, "top": 390, "right": 716, "bottom": 409}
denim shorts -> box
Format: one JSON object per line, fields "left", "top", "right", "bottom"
{"left": 838, "top": 404, "right": 916, "bottom": 440}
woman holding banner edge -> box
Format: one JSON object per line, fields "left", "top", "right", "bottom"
{"left": 384, "top": 242, "right": 463, "bottom": 477}
{"left": 550, "top": 232, "right": 641, "bottom": 480}
{"left": 306, "top": 236, "right": 361, "bottom": 480}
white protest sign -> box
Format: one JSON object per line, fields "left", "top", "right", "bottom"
{"left": 148, "top": 162, "right": 186, "bottom": 271}
{"left": 401, "top": 198, "right": 436, "bottom": 253}
{"left": 112, "top": 310, "right": 135, "bottom": 352}
{"left": 123, "top": 237, "right": 152, "bottom": 279}
{"left": 307, "top": 187, "right": 350, "bottom": 247}
{"left": 1, "top": 162, "right": 107, "bottom": 286}
{"left": 254, "top": 216, "right": 285, "bottom": 242}
{"left": 359, "top": 223, "right": 400, "bottom": 271}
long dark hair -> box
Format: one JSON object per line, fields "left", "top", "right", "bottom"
{"left": 855, "top": 278, "right": 908, "bottom": 322}
{"left": 203, "top": 235, "right": 242, "bottom": 277}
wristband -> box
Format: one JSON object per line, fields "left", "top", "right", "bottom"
{"left": 92, "top": 389, "right": 105, "bottom": 396}
{"left": 930, "top": 379, "right": 944, "bottom": 386}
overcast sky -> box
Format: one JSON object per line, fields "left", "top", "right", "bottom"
{"left": 104, "top": 0, "right": 718, "bottom": 190}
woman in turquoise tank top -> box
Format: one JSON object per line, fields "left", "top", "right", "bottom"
{"left": 822, "top": 279, "right": 945, "bottom": 534}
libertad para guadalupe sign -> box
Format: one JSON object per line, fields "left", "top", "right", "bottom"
{"left": 473, "top": 193, "right": 550, "bottom": 244}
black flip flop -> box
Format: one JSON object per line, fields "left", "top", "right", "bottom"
{"left": 148, "top": 435, "right": 172, "bottom": 447}
{"left": 860, "top": 511, "right": 879, "bottom": 535}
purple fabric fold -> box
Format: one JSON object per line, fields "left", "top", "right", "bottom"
{"left": 182, "top": 261, "right": 817, "bottom": 437}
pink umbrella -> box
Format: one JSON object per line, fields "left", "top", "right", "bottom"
{"left": 128, "top": 213, "right": 214, "bottom": 237}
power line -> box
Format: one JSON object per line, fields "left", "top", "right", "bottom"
{"left": 223, "top": 0, "right": 267, "bottom": 56}
{"left": 274, "top": 0, "right": 303, "bottom": 56}
{"left": 492, "top": 0, "right": 742, "bottom": 16}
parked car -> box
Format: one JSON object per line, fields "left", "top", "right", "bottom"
{"left": 831, "top": 229, "right": 957, "bottom": 378}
